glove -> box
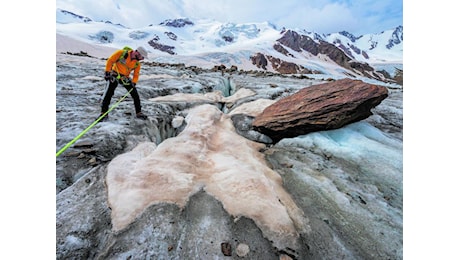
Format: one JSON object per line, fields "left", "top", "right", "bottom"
{"left": 104, "top": 71, "right": 112, "bottom": 81}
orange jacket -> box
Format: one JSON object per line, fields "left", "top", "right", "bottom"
{"left": 105, "top": 49, "right": 141, "bottom": 84}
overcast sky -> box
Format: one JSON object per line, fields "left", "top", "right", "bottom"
{"left": 56, "top": 0, "right": 402, "bottom": 36}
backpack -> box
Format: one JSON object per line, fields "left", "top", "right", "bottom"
{"left": 118, "top": 46, "right": 139, "bottom": 69}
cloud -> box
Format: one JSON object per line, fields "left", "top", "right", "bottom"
{"left": 56, "top": 0, "right": 402, "bottom": 35}
{"left": 272, "top": 3, "right": 359, "bottom": 33}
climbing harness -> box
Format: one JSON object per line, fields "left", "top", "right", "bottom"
{"left": 116, "top": 74, "right": 133, "bottom": 86}
{"left": 56, "top": 88, "right": 134, "bottom": 157}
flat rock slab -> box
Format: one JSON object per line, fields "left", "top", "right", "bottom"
{"left": 252, "top": 78, "right": 388, "bottom": 142}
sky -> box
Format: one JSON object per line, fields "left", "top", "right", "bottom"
{"left": 55, "top": 0, "right": 402, "bottom": 36}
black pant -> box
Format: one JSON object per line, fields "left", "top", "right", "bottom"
{"left": 101, "top": 79, "right": 141, "bottom": 114}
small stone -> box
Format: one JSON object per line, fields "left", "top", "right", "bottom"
{"left": 236, "top": 243, "right": 250, "bottom": 257}
{"left": 63, "top": 151, "right": 80, "bottom": 157}
{"left": 172, "top": 116, "right": 184, "bottom": 128}
{"left": 74, "top": 141, "right": 94, "bottom": 148}
{"left": 81, "top": 148, "right": 96, "bottom": 154}
{"left": 221, "top": 242, "right": 232, "bottom": 256}
{"left": 87, "top": 157, "right": 97, "bottom": 166}
{"left": 279, "top": 254, "right": 293, "bottom": 260}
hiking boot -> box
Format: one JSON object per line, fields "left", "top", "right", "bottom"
{"left": 136, "top": 112, "right": 148, "bottom": 120}
{"left": 97, "top": 113, "right": 108, "bottom": 122}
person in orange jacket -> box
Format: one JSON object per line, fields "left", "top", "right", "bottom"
{"left": 99, "top": 46, "right": 149, "bottom": 121}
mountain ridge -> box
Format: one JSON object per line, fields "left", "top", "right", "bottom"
{"left": 56, "top": 8, "right": 402, "bottom": 83}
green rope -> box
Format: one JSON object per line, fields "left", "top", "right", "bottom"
{"left": 56, "top": 88, "right": 134, "bottom": 157}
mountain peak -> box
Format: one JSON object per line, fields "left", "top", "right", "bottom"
{"left": 159, "top": 18, "right": 194, "bottom": 28}
{"left": 57, "top": 8, "right": 92, "bottom": 23}
{"left": 385, "top": 25, "right": 403, "bottom": 49}
{"left": 338, "top": 31, "right": 358, "bottom": 42}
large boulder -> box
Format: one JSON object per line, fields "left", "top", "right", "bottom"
{"left": 252, "top": 78, "right": 388, "bottom": 143}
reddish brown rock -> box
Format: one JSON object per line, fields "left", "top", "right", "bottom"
{"left": 221, "top": 242, "right": 232, "bottom": 256}
{"left": 252, "top": 78, "right": 388, "bottom": 143}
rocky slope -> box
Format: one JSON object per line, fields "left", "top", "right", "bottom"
{"left": 56, "top": 51, "right": 402, "bottom": 259}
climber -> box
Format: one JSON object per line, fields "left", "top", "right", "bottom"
{"left": 98, "top": 46, "right": 149, "bottom": 121}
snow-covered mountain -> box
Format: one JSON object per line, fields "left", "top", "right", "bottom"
{"left": 56, "top": 8, "right": 403, "bottom": 81}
